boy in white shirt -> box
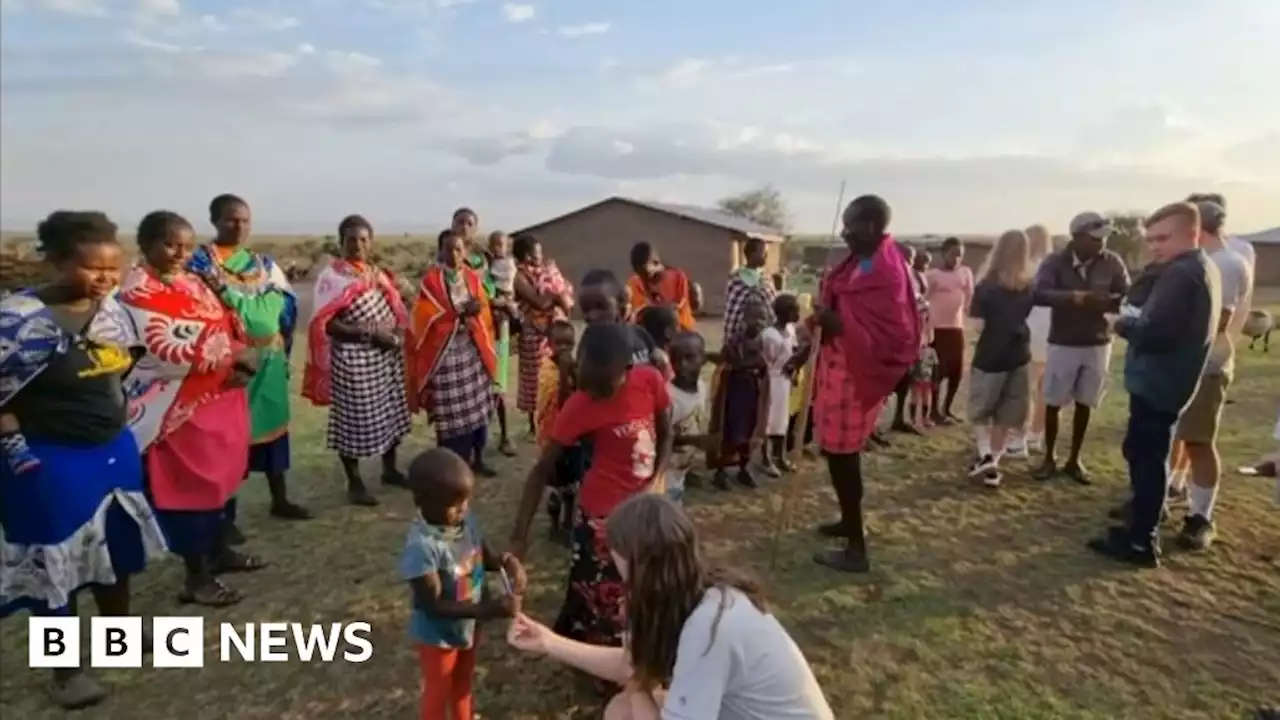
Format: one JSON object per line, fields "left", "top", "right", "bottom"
{"left": 761, "top": 294, "right": 801, "bottom": 476}
{"left": 666, "top": 331, "right": 709, "bottom": 504}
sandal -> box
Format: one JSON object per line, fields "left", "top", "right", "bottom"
{"left": 48, "top": 671, "right": 108, "bottom": 710}
{"left": 211, "top": 550, "right": 269, "bottom": 575}
{"left": 177, "top": 579, "right": 243, "bottom": 607}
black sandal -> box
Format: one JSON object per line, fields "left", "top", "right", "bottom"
{"left": 211, "top": 551, "right": 269, "bottom": 575}
{"left": 177, "top": 579, "right": 244, "bottom": 607}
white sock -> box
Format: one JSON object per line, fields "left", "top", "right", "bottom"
{"left": 1169, "top": 470, "right": 1188, "bottom": 494}
{"left": 975, "top": 426, "right": 992, "bottom": 458}
{"left": 1188, "top": 483, "right": 1218, "bottom": 520}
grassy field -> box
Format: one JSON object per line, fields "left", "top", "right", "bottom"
{"left": 1, "top": 303, "right": 1278, "bottom": 719}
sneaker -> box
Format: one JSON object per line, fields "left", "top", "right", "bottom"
{"left": 761, "top": 461, "right": 782, "bottom": 479}
{"left": 1176, "top": 514, "right": 1216, "bottom": 551}
{"left": 735, "top": 468, "right": 758, "bottom": 489}
{"left": 1004, "top": 441, "right": 1029, "bottom": 461}
{"left": 969, "top": 454, "right": 997, "bottom": 477}
{"left": 1087, "top": 526, "right": 1161, "bottom": 569}
{"left": 982, "top": 469, "right": 1002, "bottom": 488}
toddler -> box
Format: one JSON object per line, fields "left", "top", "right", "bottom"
{"left": 636, "top": 304, "right": 680, "bottom": 380}
{"left": 910, "top": 347, "right": 938, "bottom": 428}
{"left": 761, "top": 294, "right": 801, "bottom": 475}
{"left": 400, "top": 447, "right": 526, "bottom": 720}
{"left": 786, "top": 293, "right": 816, "bottom": 456}
{"left": 535, "top": 320, "right": 584, "bottom": 544}
{"left": 666, "top": 330, "right": 709, "bottom": 503}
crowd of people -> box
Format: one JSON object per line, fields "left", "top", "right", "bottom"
{"left": 0, "top": 189, "right": 1275, "bottom": 718}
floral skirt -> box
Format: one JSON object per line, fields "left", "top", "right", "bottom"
{"left": 553, "top": 509, "right": 626, "bottom": 647}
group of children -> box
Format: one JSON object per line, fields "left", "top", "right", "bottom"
{"left": 398, "top": 267, "right": 825, "bottom": 718}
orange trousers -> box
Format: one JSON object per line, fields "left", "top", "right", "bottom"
{"left": 417, "top": 643, "right": 477, "bottom": 720}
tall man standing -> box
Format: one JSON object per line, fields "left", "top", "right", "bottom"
{"left": 1089, "top": 202, "right": 1219, "bottom": 568}
{"left": 1031, "top": 212, "right": 1131, "bottom": 485}
{"left": 1168, "top": 200, "right": 1251, "bottom": 551}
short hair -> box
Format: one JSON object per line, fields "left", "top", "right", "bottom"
{"left": 136, "top": 210, "right": 193, "bottom": 252}
{"left": 1187, "top": 192, "right": 1226, "bottom": 211}
{"left": 941, "top": 236, "right": 962, "bottom": 250}
{"left": 452, "top": 207, "right": 477, "bottom": 222}
{"left": 636, "top": 304, "right": 679, "bottom": 345}
{"left": 208, "top": 193, "right": 247, "bottom": 224}
{"left": 742, "top": 236, "right": 766, "bottom": 254}
{"left": 37, "top": 210, "right": 119, "bottom": 264}
{"left": 848, "top": 194, "right": 891, "bottom": 234}
{"left": 1144, "top": 202, "right": 1200, "bottom": 231}
{"left": 511, "top": 233, "right": 539, "bottom": 262}
{"left": 581, "top": 268, "right": 627, "bottom": 303}
{"left": 338, "top": 214, "right": 373, "bottom": 239}
{"left": 577, "top": 323, "right": 633, "bottom": 370}
{"left": 629, "top": 241, "right": 655, "bottom": 269}
{"left": 437, "top": 228, "right": 457, "bottom": 250}
{"left": 773, "top": 292, "right": 799, "bottom": 318}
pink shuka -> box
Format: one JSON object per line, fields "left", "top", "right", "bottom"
{"left": 119, "top": 266, "right": 251, "bottom": 510}
{"left": 814, "top": 238, "right": 921, "bottom": 453}
{"left": 302, "top": 260, "right": 408, "bottom": 406}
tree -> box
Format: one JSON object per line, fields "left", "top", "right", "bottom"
{"left": 1106, "top": 212, "right": 1145, "bottom": 269}
{"left": 717, "top": 184, "right": 791, "bottom": 232}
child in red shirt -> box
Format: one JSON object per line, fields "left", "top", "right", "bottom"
{"left": 509, "top": 322, "right": 672, "bottom": 653}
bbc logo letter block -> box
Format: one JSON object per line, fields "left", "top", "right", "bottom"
{"left": 29, "top": 617, "right": 373, "bottom": 668}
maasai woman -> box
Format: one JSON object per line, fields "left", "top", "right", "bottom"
{"left": 513, "top": 233, "right": 573, "bottom": 432}
{"left": 303, "top": 214, "right": 411, "bottom": 506}
{"left": 188, "top": 194, "right": 309, "bottom": 535}
{"left": 0, "top": 211, "right": 167, "bottom": 710}
{"left": 723, "top": 236, "right": 777, "bottom": 339}
{"left": 626, "top": 241, "right": 700, "bottom": 331}
{"left": 809, "top": 195, "right": 920, "bottom": 573}
{"left": 121, "top": 211, "right": 259, "bottom": 607}
{"left": 408, "top": 230, "right": 499, "bottom": 477}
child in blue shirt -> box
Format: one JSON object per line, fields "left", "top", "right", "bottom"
{"left": 400, "top": 447, "right": 526, "bottom": 720}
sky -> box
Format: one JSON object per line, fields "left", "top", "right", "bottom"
{"left": 2, "top": 0, "right": 1278, "bottom": 236}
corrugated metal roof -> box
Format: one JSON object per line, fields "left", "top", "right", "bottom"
{"left": 1238, "top": 227, "right": 1280, "bottom": 245}
{"left": 622, "top": 198, "right": 788, "bottom": 240}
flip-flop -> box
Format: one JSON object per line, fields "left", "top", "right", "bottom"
{"left": 177, "top": 580, "right": 244, "bottom": 607}
{"left": 211, "top": 551, "right": 269, "bottom": 575}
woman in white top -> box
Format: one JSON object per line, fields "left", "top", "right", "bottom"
{"left": 508, "top": 494, "right": 834, "bottom": 720}
{"left": 1020, "top": 224, "right": 1055, "bottom": 453}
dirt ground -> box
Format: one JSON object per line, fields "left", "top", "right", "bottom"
{"left": 1, "top": 305, "right": 1278, "bottom": 719}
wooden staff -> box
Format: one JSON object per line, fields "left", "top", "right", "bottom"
{"left": 768, "top": 182, "right": 844, "bottom": 572}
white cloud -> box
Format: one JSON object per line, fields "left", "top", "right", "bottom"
{"left": 558, "top": 22, "right": 609, "bottom": 37}
{"left": 37, "top": 0, "right": 105, "bottom": 16}
{"left": 134, "top": 0, "right": 179, "bottom": 19}
{"left": 502, "top": 3, "right": 533, "bottom": 23}
{"left": 227, "top": 8, "right": 299, "bottom": 31}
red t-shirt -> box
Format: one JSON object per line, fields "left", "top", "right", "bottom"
{"left": 551, "top": 365, "right": 671, "bottom": 518}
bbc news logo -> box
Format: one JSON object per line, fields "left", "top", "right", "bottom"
{"left": 29, "top": 617, "right": 373, "bottom": 668}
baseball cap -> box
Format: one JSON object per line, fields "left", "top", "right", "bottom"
{"left": 1068, "top": 211, "right": 1113, "bottom": 239}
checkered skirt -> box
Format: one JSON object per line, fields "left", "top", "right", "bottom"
{"left": 814, "top": 340, "right": 884, "bottom": 454}
{"left": 326, "top": 288, "right": 413, "bottom": 457}
{"left": 428, "top": 329, "right": 493, "bottom": 438}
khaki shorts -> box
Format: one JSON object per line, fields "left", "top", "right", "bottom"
{"left": 967, "top": 365, "right": 1031, "bottom": 428}
{"left": 1043, "top": 343, "right": 1110, "bottom": 408}
{"left": 1175, "top": 374, "right": 1231, "bottom": 444}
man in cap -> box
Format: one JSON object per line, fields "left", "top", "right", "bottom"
{"left": 1031, "top": 211, "right": 1131, "bottom": 485}
{"left": 1163, "top": 199, "right": 1252, "bottom": 551}
{"left": 1188, "top": 193, "right": 1255, "bottom": 335}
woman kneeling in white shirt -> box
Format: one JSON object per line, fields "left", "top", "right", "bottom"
{"left": 507, "top": 493, "right": 834, "bottom": 720}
